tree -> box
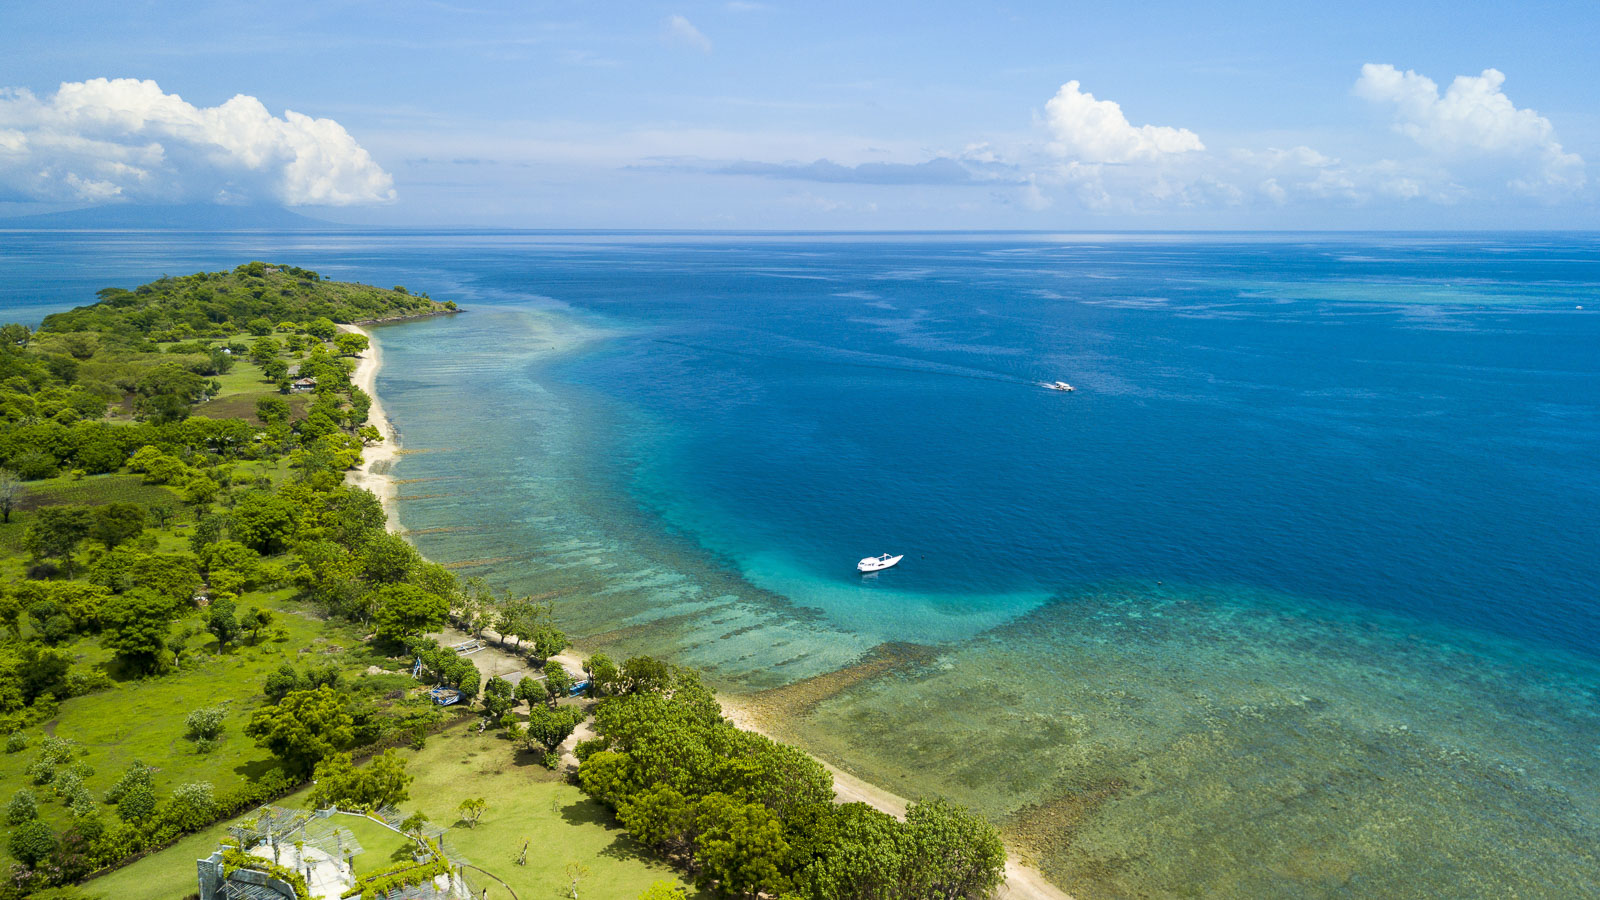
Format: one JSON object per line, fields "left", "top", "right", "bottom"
{"left": 244, "top": 685, "right": 354, "bottom": 777}
{"left": 585, "top": 654, "right": 620, "bottom": 698}
{"left": 91, "top": 502, "right": 145, "bottom": 548}
{"left": 249, "top": 336, "right": 281, "bottom": 365}
{"left": 305, "top": 317, "right": 338, "bottom": 340}
{"left": 693, "top": 792, "right": 793, "bottom": 898}
{"left": 400, "top": 811, "right": 429, "bottom": 837}
{"left": 135, "top": 363, "right": 208, "bottom": 423}
{"left": 359, "top": 531, "right": 419, "bottom": 585}
{"left": 206, "top": 595, "right": 242, "bottom": 651}
{"left": 514, "top": 676, "right": 543, "bottom": 710}
{"left": 523, "top": 705, "right": 586, "bottom": 759}
{"left": 529, "top": 624, "right": 570, "bottom": 663}
{"left": 333, "top": 332, "right": 369, "bottom": 357}
{"left": 899, "top": 798, "right": 1006, "bottom": 900}
{"left": 543, "top": 659, "right": 575, "bottom": 707}
{"left": 618, "top": 784, "right": 698, "bottom": 857}
{"left": 789, "top": 803, "right": 907, "bottom": 900}
{"left": 0, "top": 468, "right": 22, "bottom": 524}
{"left": 183, "top": 475, "right": 221, "bottom": 507}
{"left": 243, "top": 606, "right": 275, "bottom": 643}
{"left": 0, "top": 323, "right": 31, "bottom": 351}
{"left": 720, "top": 733, "right": 834, "bottom": 822}
{"left": 621, "top": 656, "right": 672, "bottom": 695}
{"left": 565, "top": 861, "right": 590, "bottom": 900}
{"left": 306, "top": 750, "right": 412, "bottom": 810}
{"left": 458, "top": 797, "right": 487, "bottom": 828}
{"left": 230, "top": 491, "right": 300, "bottom": 553}
{"left": 23, "top": 505, "right": 92, "bottom": 574}
{"left": 481, "top": 676, "right": 516, "bottom": 721}
{"left": 256, "top": 395, "right": 291, "bottom": 424}
{"left": 372, "top": 584, "right": 448, "bottom": 643}
{"left": 100, "top": 589, "right": 174, "bottom": 675}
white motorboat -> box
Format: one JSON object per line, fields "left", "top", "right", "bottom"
{"left": 1044, "top": 381, "right": 1075, "bottom": 392}
{"left": 858, "top": 553, "right": 903, "bottom": 573}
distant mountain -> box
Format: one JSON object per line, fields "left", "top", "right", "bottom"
{"left": 0, "top": 204, "right": 350, "bottom": 231}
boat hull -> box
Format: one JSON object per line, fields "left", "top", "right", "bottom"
{"left": 858, "top": 554, "right": 904, "bottom": 572}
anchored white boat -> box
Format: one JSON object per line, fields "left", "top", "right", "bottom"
{"left": 1044, "top": 381, "right": 1075, "bottom": 392}
{"left": 858, "top": 553, "right": 903, "bottom": 573}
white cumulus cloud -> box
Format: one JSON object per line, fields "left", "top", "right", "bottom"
{"left": 1354, "top": 63, "right": 1583, "bottom": 191}
{"left": 664, "top": 15, "right": 713, "bottom": 53}
{"left": 1043, "top": 80, "right": 1203, "bottom": 163}
{"left": 0, "top": 77, "right": 395, "bottom": 206}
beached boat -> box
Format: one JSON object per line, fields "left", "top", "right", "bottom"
{"left": 1044, "top": 381, "right": 1075, "bottom": 392}
{"left": 858, "top": 553, "right": 903, "bottom": 572}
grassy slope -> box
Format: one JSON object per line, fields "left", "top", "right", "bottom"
{"left": 0, "top": 592, "right": 386, "bottom": 864}
{"left": 86, "top": 724, "right": 706, "bottom": 900}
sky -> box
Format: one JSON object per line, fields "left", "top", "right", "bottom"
{"left": 1, "top": 0, "right": 1597, "bottom": 228}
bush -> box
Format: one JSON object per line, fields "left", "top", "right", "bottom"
{"left": 6, "top": 789, "right": 38, "bottom": 824}
{"left": 8, "top": 819, "right": 56, "bottom": 867}
{"left": 5, "top": 731, "right": 26, "bottom": 753}
{"left": 573, "top": 737, "right": 607, "bottom": 764}
{"left": 184, "top": 705, "right": 227, "bottom": 742}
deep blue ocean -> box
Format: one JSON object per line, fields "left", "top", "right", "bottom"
{"left": 4, "top": 230, "right": 1598, "bottom": 896}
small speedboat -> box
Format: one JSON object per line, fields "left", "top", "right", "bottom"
{"left": 1044, "top": 381, "right": 1075, "bottom": 392}
{"left": 858, "top": 553, "right": 903, "bottom": 573}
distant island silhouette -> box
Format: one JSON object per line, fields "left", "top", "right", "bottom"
{"left": 0, "top": 203, "right": 345, "bottom": 230}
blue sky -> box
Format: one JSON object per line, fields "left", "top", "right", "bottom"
{"left": 1, "top": 0, "right": 1596, "bottom": 227}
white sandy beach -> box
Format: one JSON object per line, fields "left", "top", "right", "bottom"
{"left": 339, "top": 322, "right": 401, "bottom": 525}
{"left": 360, "top": 322, "right": 1071, "bottom": 900}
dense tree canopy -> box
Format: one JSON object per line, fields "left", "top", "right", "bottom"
{"left": 244, "top": 685, "right": 355, "bottom": 777}
{"left": 578, "top": 659, "right": 1008, "bottom": 899}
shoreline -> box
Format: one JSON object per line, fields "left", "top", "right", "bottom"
{"left": 340, "top": 323, "right": 401, "bottom": 523}
{"left": 354, "top": 320, "right": 1074, "bottom": 900}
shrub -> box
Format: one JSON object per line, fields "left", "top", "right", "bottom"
{"left": 572, "top": 737, "right": 608, "bottom": 764}
{"left": 5, "top": 789, "right": 37, "bottom": 825}
{"left": 105, "top": 761, "right": 153, "bottom": 804}
{"left": 185, "top": 705, "right": 227, "bottom": 742}
{"left": 25, "top": 758, "right": 57, "bottom": 786}
{"left": 5, "top": 731, "right": 25, "bottom": 753}
{"left": 8, "top": 819, "right": 56, "bottom": 867}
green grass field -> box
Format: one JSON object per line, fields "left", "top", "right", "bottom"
{"left": 0, "top": 593, "right": 389, "bottom": 870}
{"left": 82, "top": 723, "right": 706, "bottom": 900}
{"left": 0, "top": 473, "right": 182, "bottom": 557}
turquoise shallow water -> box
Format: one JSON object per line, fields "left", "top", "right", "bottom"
{"left": 5, "top": 231, "right": 1598, "bottom": 896}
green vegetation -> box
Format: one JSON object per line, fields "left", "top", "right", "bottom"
{"left": 576, "top": 660, "right": 1007, "bottom": 899}
{"left": 2, "top": 264, "right": 1008, "bottom": 900}
{"left": 0, "top": 265, "right": 463, "bottom": 898}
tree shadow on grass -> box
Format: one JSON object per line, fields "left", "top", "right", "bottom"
{"left": 231, "top": 755, "right": 281, "bottom": 781}
{"left": 556, "top": 797, "right": 661, "bottom": 865}
{"left": 507, "top": 746, "right": 559, "bottom": 776}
